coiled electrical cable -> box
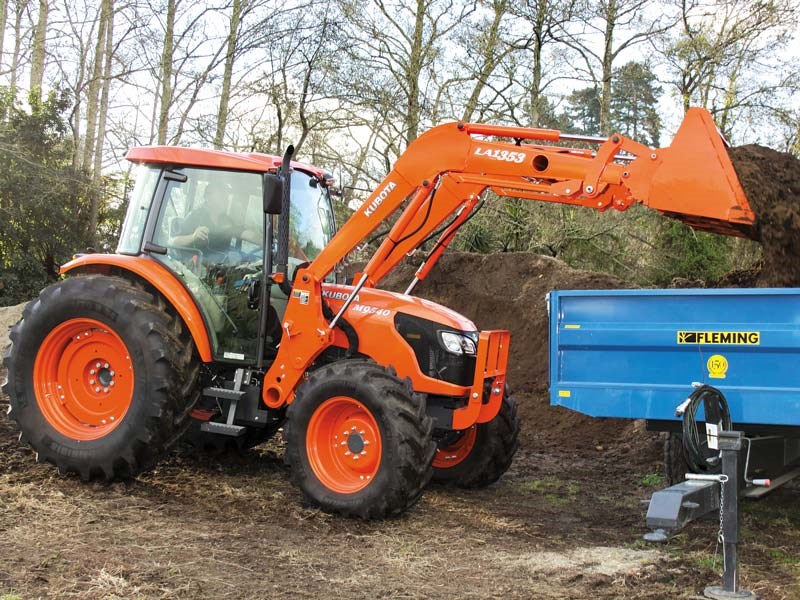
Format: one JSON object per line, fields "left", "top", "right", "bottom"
{"left": 681, "top": 384, "right": 732, "bottom": 474}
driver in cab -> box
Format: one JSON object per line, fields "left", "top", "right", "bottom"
{"left": 170, "top": 179, "right": 261, "bottom": 259}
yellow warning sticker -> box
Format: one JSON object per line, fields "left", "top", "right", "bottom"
{"left": 564, "top": 324, "right": 581, "bottom": 329}
{"left": 707, "top": 354, "right": 729, "bottom": 379}
{"left": 558, "top": 390, "right": 571, "bottom": 398}
{"left": 677, "top": 331, "right": 759, "bottom": 345}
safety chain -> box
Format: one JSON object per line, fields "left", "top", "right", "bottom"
{"left": 712, "top": 473, "right": 729, "bottom": 570}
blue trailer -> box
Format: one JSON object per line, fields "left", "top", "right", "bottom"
{"left": 549, "top": 288, "right": 800, "bottom": 432}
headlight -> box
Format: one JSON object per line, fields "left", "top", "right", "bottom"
{"left": 439, "top": 331, "right": 477, "bottom": 355}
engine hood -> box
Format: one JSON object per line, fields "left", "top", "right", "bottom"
{"left": 321, "top": 283, "right": 476, "bottom": 332}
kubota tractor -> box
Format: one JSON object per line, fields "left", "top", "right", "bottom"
{"left": 3, "top": 108, "right": 756, "bottom": 518}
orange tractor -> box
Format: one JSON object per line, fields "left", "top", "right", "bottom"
{"left": 3, "top": 108, "right": 756, "bottom": 517}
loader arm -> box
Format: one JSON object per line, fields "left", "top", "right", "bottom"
{"left": 262, "top": 107, "right": 755, "bottom": 408}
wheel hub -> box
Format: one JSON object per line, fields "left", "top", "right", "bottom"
{"left": 346, "top": 432, "right": 365, "bottom": 454}
{"left": 306, "top": 396, "right": 383, "bottom": 494}
{"left": 33, "top": 318, "right": 134, "bottom": 441}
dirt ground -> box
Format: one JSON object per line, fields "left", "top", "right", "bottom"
{"left": 2, "top": 255, "right": 800, "bottom": 599}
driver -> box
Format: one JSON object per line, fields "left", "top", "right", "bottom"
{"left": 170, "top": 179, "right": 261, "bottom": 257}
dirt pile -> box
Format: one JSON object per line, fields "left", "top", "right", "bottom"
{"left": 729, "top": 144, "right": 800, "bottom": 286}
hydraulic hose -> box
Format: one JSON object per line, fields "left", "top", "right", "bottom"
{"left": 680, "top": 384, "right": 732, "bottom": 474}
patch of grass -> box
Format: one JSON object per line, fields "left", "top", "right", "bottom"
{"left": 640, "top": 472, "right": 664, "bottom": 487}
{"left": 1, "top": 593, "right": 23, "bottom": 600}
{"left": 692, "top": 553, "right": 719, "bottom": 572}
{"left": 518, "top": 476, "right": 562, "bottom": 493}
{"left": 519, "top": 477, "right": 580, "bottom": 506}
{"left": 544, "top": 493, "right": 570, "bottom": 506}
{"left": 767, "top": 547, "right": 800, "bottom": 566}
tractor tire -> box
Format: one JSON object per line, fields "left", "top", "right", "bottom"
{"left": 664, "top": 431, "right": 688, "bottom": 486}
{"left": 2, "top": 274, "right": 200, "bottom": 480}
{"left": 284, "top": 360, "right": 435, "bottom": 518}
{"left": 431, "top": 392, "right": 520, "bottom": 488}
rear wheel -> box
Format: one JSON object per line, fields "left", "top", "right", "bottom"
{"left": 432, "top": 392, "right": 520, "bottom": 488}
{"left": 284, "top": 361, "right": 435, "bottom": 518}
{"left": 2, "top": 274, "right": 200, "bottom": 480}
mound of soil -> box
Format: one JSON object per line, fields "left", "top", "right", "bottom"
{"left": 729, "top": 145, "right": 800, "bottom": 286}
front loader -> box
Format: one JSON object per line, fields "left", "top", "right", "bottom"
{"left": 3, "top": 107, "right": 757, "bottom": 518}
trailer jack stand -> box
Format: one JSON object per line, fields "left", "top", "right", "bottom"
{"left": 701, "top": 431, "right": 757, "bottom": 600}
{"left": 644, "top": 431, "right": 759, "bottom": 599}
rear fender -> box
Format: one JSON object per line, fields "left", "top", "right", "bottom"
{"left": 60, "top": 254, "right": 213, "bottom": 362}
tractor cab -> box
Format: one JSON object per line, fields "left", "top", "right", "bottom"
{"left": 117, "top": 151, "right": 336, "bottom": 364}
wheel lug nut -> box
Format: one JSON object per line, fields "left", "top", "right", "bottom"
{"left": 89, "top": 369, "right": 95, "bottom": 375}
{"left": 353, "top": 455, "right": 359, "bottom": 460}
{"left": 110, "top": 370, "right": 115, "bottom": 376}
{"left": 110, "top": 381, "right": 115, "bottom": 387}
{"left": 361, "top": 451, "right": 366, "bottom": 455}
{"left": 89, "top": 379, "right": 95, "bottom": 385}
{"left": 96, "top": 362, "right": 101, "bottom": 368}
{"left": 351, "top": 426, "right": 356, "bottom": 431}
{"left": 95, "top": 387, "right": 101, "bottom": 392}
{"left": 345, "top": 451, "right": 351, "bottom": 456}
{"left": 103, "top": 387, "right": 109, "bottom": 393}
{"left": 104, "top": 363, "right": 109, "bottom": 368}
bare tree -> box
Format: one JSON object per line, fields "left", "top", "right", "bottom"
{"left": 563, "top": 0, "right": 671, "bottom": 134}
{"left": 659, "top": 0, "right": 799, "bottom": 139}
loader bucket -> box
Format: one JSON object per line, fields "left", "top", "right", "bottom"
{"left": 643, "top": 108, "right": 756, "bottom": 238}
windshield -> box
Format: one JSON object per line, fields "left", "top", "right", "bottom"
{"left": 117, "top": 165, "right": 160, "bottom": 254}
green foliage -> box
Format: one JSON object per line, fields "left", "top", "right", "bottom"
{"left": 649, "top": 221, "right": 735, "bottom": 285}
{"left": 639, "top": 472, "right": 665, "bottom": 487}
{"left": 565, "top": 87, "right": 602, "bottom": 135}
{"left": 610, "top": 62, "right": 662, "bottom": 146}
{"left": 0, "top": 89, "right": 92, "bottom": 305}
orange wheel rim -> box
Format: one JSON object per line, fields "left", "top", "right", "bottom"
{"left": 433, "top": 426, "right": 477, "bottom": 469}
{"left": 306, "top": 396, "right": 382, "bottom": 494}
{"left": 33, "top": 318, "right": 134, "bottom": 441}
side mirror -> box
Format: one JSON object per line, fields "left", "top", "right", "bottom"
{"left": 263, "top": 173, "right": 283, "bottom": 214}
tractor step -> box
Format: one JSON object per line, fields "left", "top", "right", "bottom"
{"left": 200, "top": 421, "right": 246, "bottom": 437}
{"left": 203, "top": 386, "right": 246, "bottom": 401}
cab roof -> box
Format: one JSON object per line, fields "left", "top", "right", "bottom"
{"left": 125, "top": 146, "right": 325, "bottom": 178}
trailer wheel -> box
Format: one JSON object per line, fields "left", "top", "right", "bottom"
{"left": 432, "top": 392, "right": 520, "bottom": 488}
{"left": 284, "top": 361, "right": 435, "bottom": 518}
{"left": 2, "top": 274, "right": 200, "bottom": 480}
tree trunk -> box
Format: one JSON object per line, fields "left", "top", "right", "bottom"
{"left": 29, "top": 0, "right": 48, "bottom": 102}
{"left": 462, "top": 0, "right": 506, "bottom": 123}
{"left": 7, "top": 0, "right": 24, "bottom": 108}
{"left": 599, "top": 0, "right": 616, "bottom": 136}
{"left": 88, "top": 0, "right": 114, "bottom": 244}
{"left": 83, "top": 0, "right": 110, "bottom": 171}
{"left": 529, "top": 0, "right": 547, "bottom": 126}
{"left": 214, "top": 0, "right": 241, "bottom": 149}
{"left": 0, "top": 0, "right": 8, "bottom": 70}
{"left": 157, "top": 0, "right": 176, "bottom": 145}
{"left": 404, "top": 0, "right": 426, "bottom": 147}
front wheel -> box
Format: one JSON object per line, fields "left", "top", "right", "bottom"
{"left": 432, "top": 392, "right": 520, "bottom": 488}
{"left": 284, "top": 361, "right": 435, "bottom": 518}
